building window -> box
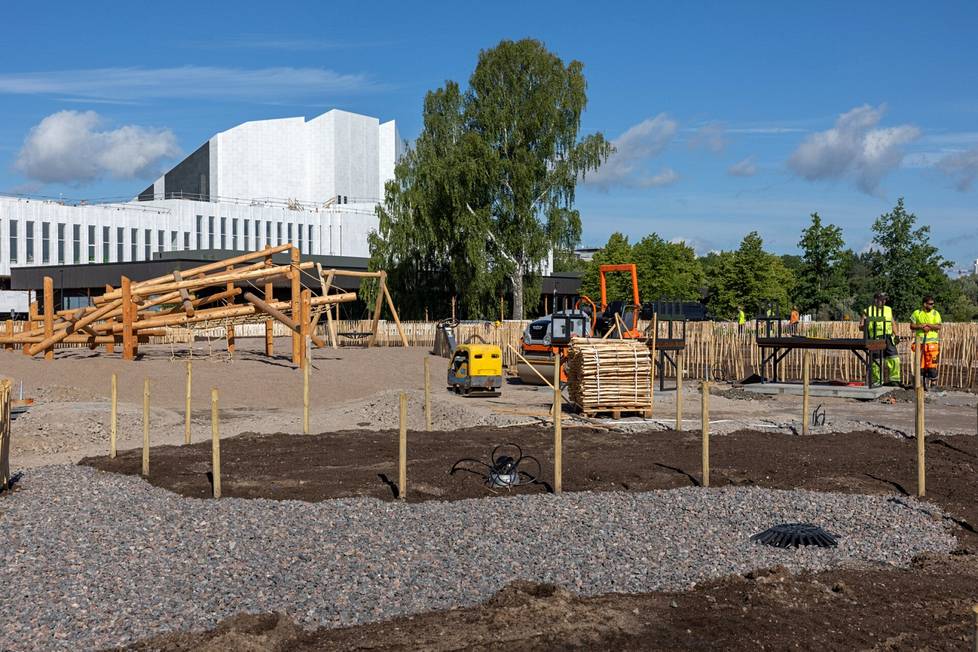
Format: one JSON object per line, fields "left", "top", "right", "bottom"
{"left": 131, "top": 228, "right": 138, "bottom": 261}
{"left": 220, "top": 217, "right": 226, "bottom": 249}
{"left": 254, "top": 220, "right": 260, "bottom": 248}
{"left": 277, "top": 222, "right": 282, "bottom": 246}
{"left": 73, "top": 224, "right": 81, "bottom": 264}
{"left": 103, "top": 227, "right": 110, "bottom": 263}
{"left": 42, "top": 222, "right": 50, "bottom": 263}
{"left": 287, "top": 223, "right": 293, "bottom": 246}
{"left": 26, "top": 221, "right": 34, "bottom": 263}
{"left": 308, "top": 225, "right": 313, "bottom": 255}
{"left": 88, "top": 225, "right": 96, "bottom": 262}
{"left": 9, "top": 220, "right": 18, "bottom": 264}
{"left": 57, "top": 223, "right": 65, "bottom": 264}
{"left": 170, "top": 230, "right": 178, "bottom": 250}
{"left": 145, "top": 229, "right": 152, "bottom": 260}
{"left": 117, "top": 227, "right": 124, "bottom": 262}
{"left": 265, "top": 221, "right": 271, "bottom": 248}
{"left": 208, "top": 216, "right": 215, "bottom": 249}
{"left": 158, "top": 229, "right": 165, "bottom": 254}
{"left": 232, "top": 218, "right": 239, "bottom": 250}
{"left": 243, "top": 219, "right": 250, "bottom": 250}
{"left": 183, "top": 232, "right": 190, "bottom": 250}
{"left": 196, "top": 215, "right": 203, "bottom": 249}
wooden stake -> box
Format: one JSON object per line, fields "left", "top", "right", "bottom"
{"left": 451, "top": 295, "right": 456, "bottom": 321}
{"left": 701, "top": 380, "right": 710, "bottom": 487}
{"left": 675, "top": 351, "right": 684, "bottom": 431}
{"left": 110, "top": 373, "right": 117, "bottom": 459}
{"left": 399, "top": 392, "right": 407, "bottom": 501}
{"left": 367, "top": 272, "right": 386, "bottom": 347}
{"left": 802, "top": 353, "right": 811, "bottom": 436}
{"left": 424, "top": 356, "right": 432, "bottom": 432}
{"left": 185, "top": 361, "right": 192, "bottom": 445}
{"left": 43, "top": 276, "right": 54, "bottom": 361}
{"left": 381, "top": 278, "right": 409, "bottom": 347}
{"left": 4, "top": 319, "right": 12, "bottom": 351}
{"left": 121, "top": 276, "right": 134, "bottom": 361}
{"left": 264, "top": 255, "right": 274, "bottom": 356}
{"left": 649, "top": 314, "right": 657, "bottom": 417}
{"left": 916, "top": 345, "right": 926, "bottom": 497}
{"left": 0, "top": 380, "right": 9, "bottom": 489}
{"left": 553, "top": 349, "right": 562, "bottom": 494}
{"left": 211, "top": 387, "right": 221, "bottom": 498}
{"left": 303, "top": 341, "right": 311, "bottom": 435}
{"left": 972, "top": 604, "right": 978, "bottom": 652}
{"left": 142, "top": 378, "right": 150, "bottom": 476}
{"left": 290, "top": 247, "right": 301, "bottom": 364}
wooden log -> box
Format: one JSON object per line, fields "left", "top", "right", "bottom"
{"left": 0, "top": 379, "right": 10, "bottom": 489}
{"left": 367, "top": 272, "right": 386, "bottom": 347}
{"left": 399, "top": 392, "right": 407, "bottom": 501}
{"left": 382, "top": 276, "right": 409, "bottom": 348}
{"left": 676, "top": 351, "right": 684, "bottom": 431}
{"left": 43, "top": 277, "right": 54, "bottom": 361}
{"left": 241, "top": 292, "right": 327, "bottom": 349}
{"left": 95, "top": 244, "right": 294, "bottom": 302}
{"left": 916, "top": 345, "right": 925, "bottom": 497}
{"left": 290, "top": 247, "right": 301, "bottom": 365}
{"left": 120, "top": 263, "right": 311, "bottom": 300}
{"left": 265, "top": 253, "right": 274, "bottom": 357}
{"left": 142, "top": 379, "right": 150, "bottom": 476}
{"left": 316, "top": 263, "right": 338, "bottom": 349}
{"left": 27, "top": 298, "right": 123, "bottom": 355}
{"left": 172, "top": 270, "right": 195, "bottom": 318}
{"left": 122, "top": 277, "right": 135, "bottom": 361}
{"left": 649, "top": 314, "right": 657, "bottom": 417}
{"left": 4, "top": 319, "right": 13, "bottom": 351}
{"left": 185, "top": 361, "right": 192, "bottom": 445}
{"left": 318, "top": 269, "right": 384, "bottom": 279}
{"left": 211, "top": 387, "right": 221, "bottom": 499}
{"left": 554, "top": 347, "right": 562, "bottom": 494}
{"left": 225, "top": 265, "right": 235, "bottom": 356}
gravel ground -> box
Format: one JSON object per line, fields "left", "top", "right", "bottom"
{"left": 0, "top": 466, "right": 956, "bottom": 651}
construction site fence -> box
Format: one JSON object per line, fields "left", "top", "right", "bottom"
{"left": 174, "top": 319, "right": 978, "bottom": 390}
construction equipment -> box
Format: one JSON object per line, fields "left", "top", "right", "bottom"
{"left": 447, "top": 343, "right": 503, "bottom": 397}
{"left": 580, "top": 263, "right": 649, "bottom": 339}
{"left": 516, "top": 310, "right": 591, "bottom": 385}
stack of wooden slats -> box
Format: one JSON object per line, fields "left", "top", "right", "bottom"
{"left": 566, "top": 338, "right": 652, "bottom": 415}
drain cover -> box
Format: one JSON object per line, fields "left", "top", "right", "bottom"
{"left": 751, "top": 523, "right": 838, "bottom": 548}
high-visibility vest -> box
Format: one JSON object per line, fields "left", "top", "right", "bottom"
{"left": 737, "top": 310, "right": 746, "bottom": 324}
{"left": 910, "top": 308, "right": 941, "bottom": 343}
{"left": 864, "top": 304, "right": 893, "bottom": 338}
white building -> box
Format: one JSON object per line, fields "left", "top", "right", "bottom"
{"left": 0, "top": 109, "right": 402, "bottom": 312}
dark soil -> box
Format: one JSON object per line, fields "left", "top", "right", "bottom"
{"left": 86, "top": 427, "right": 978, "bottom": 651}
{"left": 82, "top": 426, "right": 978, "bottom": 539}
{"left": 122, "top": 553, "right": 978, "bottom": 651}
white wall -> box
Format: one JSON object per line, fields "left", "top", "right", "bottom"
{"left": 0, "top": 195, "right": 379, "bottom": 276}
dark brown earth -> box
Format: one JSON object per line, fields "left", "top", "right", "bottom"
{"left": 86, "top": 427, "right": 978, "bottom": 651}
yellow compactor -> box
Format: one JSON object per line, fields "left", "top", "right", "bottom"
{"left": 447, "top": 343, "right": 503, "bottom": 397}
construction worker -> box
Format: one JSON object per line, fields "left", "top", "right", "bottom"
{"left": 859, "top": 292, "right": 901, "bottom": 386}
{"left": 789, "top": 306, "right": 800, "bottom": 333}
{"left": 737, "top": 305, "right": 746, "bottom": 334}
{"left": 910, "top": 295, "right": 941, "bottom": 389}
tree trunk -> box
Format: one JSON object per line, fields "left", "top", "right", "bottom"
{"left": 510, "top": 269, "right": 524, "bottom": 320}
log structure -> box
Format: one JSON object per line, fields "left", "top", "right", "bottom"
{"left": 565, "top": 338, "right": 653, "bottom": 419}
{"left": 0, "top": 244, "right": 359, "bottom": 365}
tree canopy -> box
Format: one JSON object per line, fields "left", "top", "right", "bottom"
{"left": 369, "top": 38, "right": 611, "bottom": 319}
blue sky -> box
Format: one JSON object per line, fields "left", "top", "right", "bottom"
{"left": 1, "top": 1, "right": 976, "bottom": 269}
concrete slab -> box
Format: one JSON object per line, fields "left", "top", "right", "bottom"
{"left": 738, "top": 382, "right": 891, "bottom": 400}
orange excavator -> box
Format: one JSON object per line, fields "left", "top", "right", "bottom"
{"left": 516, "top": 263, "right": 646, "bottom": 385}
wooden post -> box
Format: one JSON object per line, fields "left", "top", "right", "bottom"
{"left": 701, "top": 380, "right": 710, "bottom": 487}
{"left": 4, "top": 319, "right": 13, "bottom": 351}
{"left": 142, "top": 379, "right": 150, "bottom": 476}
{"left": 451, "top": 295, "right": 456, "bottom": 321}
{"left": 649, "top": 314, "right": 657, "bottom": 417}
{"left": 0, "top": 379, "right": 10, "bottom": 489}
{"left": 225, "top": 266, "right": 235, "bottom": 356}
{"left": 264, "top": 256, "right": 274, "bottom": 356}
{"left": 424, "top": 356, "right": 432, "bottom": 432}
{"left": 317, "top": 264, "right": 338, "bottom": 349}
{"left": 303, "top": 338, "right": 311, "bottom": 435}
{"left": 43, "top": 276, "right": 54, "bottom": 361}
{"left": 399, "top": 392, "right": 407, "bottom": 501}
{"left": 110, "top": 373, "right": 117, "bottom": 458}
{"left": 553, "top": 349, "right": 562, "bottom": 494}
{"left": 499, "top": 295, "right": 504, "bottom": 322}
{"left": 121, "top": 276, "right": 134, "bottom": 361}
{"left": 381, "top": 276, "right": 409, "bottom": 347}
{"left": 916, "top": 345, "right": 925, "bottom": 497}
{"left": 675, "top": 351, "right": 684, "bottom": 431}
{"left": 185, "top": 361, "right": 192, "bottom": 445}
{"left": 211, "top": 388, "right": 221, "bottom": 498}
{"left": 300, "top": 288, "right": 311, "bottom": 369}
{"left": 802, "top": 353, "right": 811, "bottom": 436}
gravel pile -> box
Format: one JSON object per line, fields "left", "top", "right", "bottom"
{"left": 0, "top": 466, "right": 955, "bottom": 651}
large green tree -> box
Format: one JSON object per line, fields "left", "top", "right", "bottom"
{"left": 632, "top": 235, "right": 704, "bottom": 301}
{"left": 867, "top": 198, "right": 952, "bottom": 318}
{"left": 370, "top": 39, "right": 612, "bottom": 319}
{"left": 795, "top": 212, "right": 846, "bottom": 316}
{"left": 580, "top": 233, "right": 635, "bottom": 304}
{"left": 704, "top": 232, "right": 794, "bottom": 318}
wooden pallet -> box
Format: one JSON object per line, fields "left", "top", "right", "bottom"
{"left": 576, "top": 404, "right": 653, "bottom": 420}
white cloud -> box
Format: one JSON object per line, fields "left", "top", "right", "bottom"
{"left": 689, "top": 123, "right": 727, "bottom": 152}
{"left": 14, "top": 110, "right": 180, "bottom": 184}
{"left": 0, "top": 66, "right": 376, "bottom": 102}
{"left": 728, "top": 156, "right": 757, "bottom": 177}
{"left": 937, "top": 146, "right": 978, "bottom": 191}
{"left": 787, "top": 104, "right": 920, "bottom": 195}
{"left": 586, "top": 114, "right": 679, "bottom": 189}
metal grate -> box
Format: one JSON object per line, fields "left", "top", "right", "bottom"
{"left": 751, "top": 523, "right": 839, "bottom": 548}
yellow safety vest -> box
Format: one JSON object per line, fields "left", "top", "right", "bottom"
{"left": 737, "top": 310, "right": 745, "bottom": 324}
{"left": 910, "top": 308, "right": 941, "bottom": 343}
{"left": 864, "top": 305, "right": 893, "bottom": 338}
